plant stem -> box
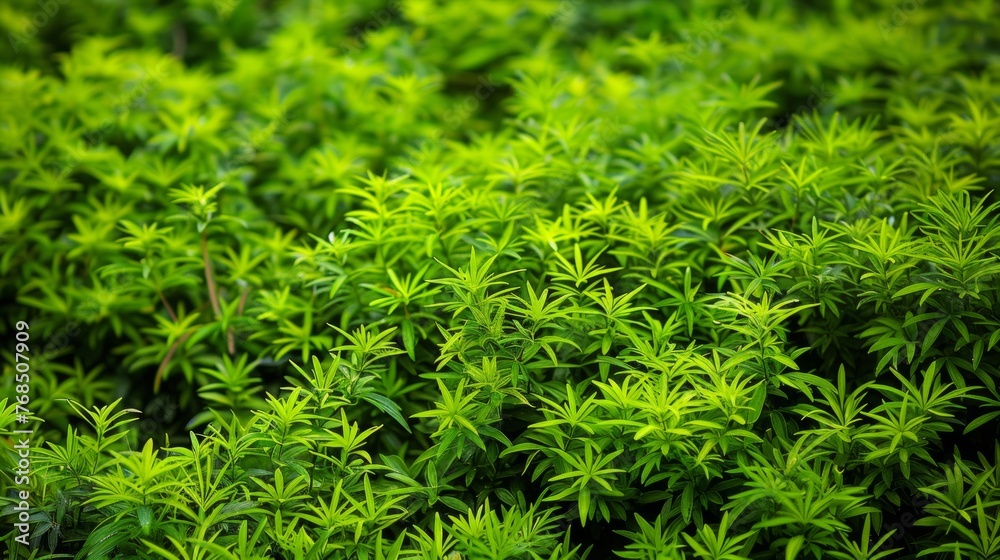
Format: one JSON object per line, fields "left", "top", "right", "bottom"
{"left": 227, "top": 286, "right": 250, "bottom": 355}
{"left": 157, "top": 288, "right": 178, "bottom": 322}
{"left": 155, "top": 331, "right": 194, "bottom": 393}
{"left": 201, "top": 230, "right": 222, "bottom": 318}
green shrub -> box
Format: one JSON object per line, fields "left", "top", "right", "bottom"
{"left": 2, "top": 0, "right": 1000, "bottom": 558}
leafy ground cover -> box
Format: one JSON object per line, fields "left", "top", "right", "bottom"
{"left": 2, "top": 0, "right": 1000, "bottom": 558}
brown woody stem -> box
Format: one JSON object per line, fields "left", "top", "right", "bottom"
{"left": 157, "top": 289, "right": 177, "bottom": 322}
{"left": 201, "top": 231, "right": 222, "bottom": 318}
{"left": 154, "top": 331, "right": 193, "bottom": 393}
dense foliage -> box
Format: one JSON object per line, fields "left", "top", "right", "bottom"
{"left": 2, "top": 0, "right": 1000, "bottom": 558}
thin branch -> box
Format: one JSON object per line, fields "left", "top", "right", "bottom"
{"left": 202, "top": 231, "right": 222, "bottom": 318}
{"left": 157, "top": 288, "right": 177, "bottom": 322}
{"left": 227, "top": 286, "right": 251, "bottom": 355}
{"left": 172, "top": 23, "right": 187, "bottom": 60}
{"left": 154, "top": 331, "right": 193, "bottom": 394}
